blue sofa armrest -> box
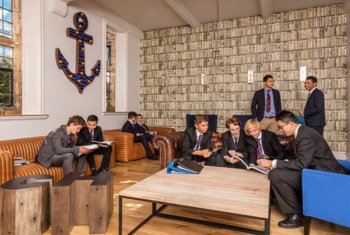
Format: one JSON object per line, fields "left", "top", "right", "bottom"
{"left": 302, "top": 169, "right": 350, "bottom": 228}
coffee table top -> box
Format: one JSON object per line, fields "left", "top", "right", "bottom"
{"left": 119, "top": 166, "right": 270, "bottom": 219}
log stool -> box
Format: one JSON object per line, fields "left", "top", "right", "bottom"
{"left": 0, "top": 174, "right": 53, "bottom": 235}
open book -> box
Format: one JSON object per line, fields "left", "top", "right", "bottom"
{"left": 167, "top": 158, "right": 204, "bottom": 174}
{"left": 83, "top": 144, "right": 99, "bottom": 150}
{"left": 232, "top": 156, "right": 269, "bottom": 175}
{"left": 91, "top": 140, "right": 116, "bottom": 146}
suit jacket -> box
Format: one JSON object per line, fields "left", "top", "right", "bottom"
{"left": 246, "top": 130, "right": 287, "bottom": 165}
{"left": 77, "top": 126, "right": 104, "bottom": 146}
{"left": 135, "top": 123, "right": 150, "bottom": 134}
{"left": 276, "top": 125, "right": 347, "bottom": 174}
{"left": 303, "top": 88, "right": 326, "bottom": 127}
{"left": 37, "top": 125, "right": 80, "bottom": 168}
{"left": 220, "top": 130, "right": 248, "bottom": 159}
{"left": 182, "top": 127, "right": 213, "bottom": 157}
{"left": 251, "top": 88, "right": 281, "bottom": 121}
{"left": 122, "top": 121, "right": 136, "bottom": 135}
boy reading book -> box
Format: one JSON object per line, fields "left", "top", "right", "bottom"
{"left": 77, "top": 115, "right": 112, "bottom": 176}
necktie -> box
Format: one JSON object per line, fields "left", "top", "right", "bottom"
{"left": 195, "top": 135, "right": 203, "bottom": 150}
{"left": 233, "top": 137, "right": 238, "bottom": 150}
{"left": 266, "top": 90, "right": 271, "bottom": 113}
{"left": 90, "top": 130, "right": 94, "bottom": 141}
{"left": 308, "top": 93, "right": 311, "bottom": 98}
{"left": 256, "top": 138, "right": 263, "bottom": 160}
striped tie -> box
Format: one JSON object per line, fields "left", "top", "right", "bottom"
{"left": 266, "top": 90, "right": 271, "bottom": 113}
{"left": 195, "top": 135, "right": 203, "bottom": 150}
{"left": 256, "top": 138, "right": 263, "bottom": 160}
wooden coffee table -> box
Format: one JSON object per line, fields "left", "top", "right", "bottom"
{"left": 119, "top": 166, "right": 271, "bottom": 235}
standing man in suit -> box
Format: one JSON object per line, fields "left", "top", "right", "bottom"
{"left": 182, "top": 114, "right": 217, "bottom": 166}
{"left": 251, "top": 74, "right": 281, "bottom": 134}
{"left": 122, "top": 111, "right": 158, "bottom": 160}
{"left": 244, "top": 118, "right": 287, "bottom": 165}
{"left": 299, "top": 76, "right": 325, "bottom": 136}
{"left": 77, "top": 115, "right": 112, "bottom": 176}
{"left": 220, "top": 118, "right": 249, "bottom": 168}
{"left": 37, "top": 115, "right": 90, "bottom": 175}
{"left": 258, "top": 110, "right": 348, "bottom": 229}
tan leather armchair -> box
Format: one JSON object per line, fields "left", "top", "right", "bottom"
{"left": 103, "top": 127, "right": 176, "bottom": 162}
{"left": 0, "top": 133, "right": 116, "bottom": 184}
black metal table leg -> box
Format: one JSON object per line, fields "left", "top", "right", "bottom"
{"left": 119, "top": 196, "right": 123, "bottom": 235}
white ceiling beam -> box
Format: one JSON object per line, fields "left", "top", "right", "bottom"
{"left": 49, "top": 0, "right": 75, "bottom": 17}
{"left": 258, "top": 0, "right": 271, "bottom": 19}
{"left": 164, "top": 0, "right": 200, "bottom": 28}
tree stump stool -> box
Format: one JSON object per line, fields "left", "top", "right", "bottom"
{"left": 89, "top": 171, "right": 114, "bottom": 234}
{"left": 0, "top": 174, "right": 53, "bottom": 235}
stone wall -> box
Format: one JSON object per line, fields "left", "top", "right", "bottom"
{"left": 140, "top": 4, "right": 347, "bottom": 151}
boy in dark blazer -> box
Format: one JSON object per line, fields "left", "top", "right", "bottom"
{"left": 220, "top": 117, "right": 249, "bottom": 168}
{"left": 258, "top": 110, "right": 348, "bottom": 229}
{"left": 77, "top": 115, "right": 112, "bottom": 175}
{"left": 299, "top": 76, "right": 325, "bottom": 136}
{"left": 244, "top": 118, "right": 287, "bottom": 165}
{"left": 251, "top": 74, "right": 281, "bottom": 134}
{"left": 182, "top": 114, "right": 218, "bottom": 166}
{"left": 122, "top": 111, "right": 158, "bottom": 160}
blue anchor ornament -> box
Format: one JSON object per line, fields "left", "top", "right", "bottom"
{"left": 56, "top": 12, "right": 101, "bottom": 93}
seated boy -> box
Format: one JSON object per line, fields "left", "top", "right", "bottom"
{"left": 220, "top": 117, "right": 249, "bottom": 168}
{"left": 244, "top": 118, "right": 288, "bottom": 165}
{"left": 77, "top": 114, "right": 112, "bottom": 175}
{"left": 135, "top": 113, "right": 159, "bottom": 156}
{"left": 181, "top": 114, "right": 218, "bottom": 166}
{"left": 122, "top": 111, "right": 158, "bottom": 160}
{"left": 37, "top": 115, "right": 90, "bottom": 175}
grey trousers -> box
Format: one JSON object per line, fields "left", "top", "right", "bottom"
{"left": 51, "top": 153, "right": 86, "bottom": 175}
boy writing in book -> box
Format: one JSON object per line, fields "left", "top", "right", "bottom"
{"left": 257, "top": 110, "right": 348, "bottom": 229}
{"left": 37, "top": 115, "right": 90, "bottom": 175}
{"left": 77, "top": 115, "right": 112, "bottom": 176}
{"left": 244, "top": 118, "right": 287, "bottom": 165}
{"left": 220, "top": 118, "right": 249, "bottom": 168}
{"left": 182, "top": 114, "right": 219, "bottom": 166}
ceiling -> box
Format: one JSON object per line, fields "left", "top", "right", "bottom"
{"left": 93, "top": 0, "right": 345, "bottom": 31}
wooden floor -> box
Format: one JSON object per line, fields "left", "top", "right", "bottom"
{"left": 44, "top": 159, "right": 350, "bottom": 235}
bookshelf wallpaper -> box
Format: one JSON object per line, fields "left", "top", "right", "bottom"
{"left": 140, "top": 4, "right": 348, "bottom": 151}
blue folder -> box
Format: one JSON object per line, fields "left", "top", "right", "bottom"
{"left": 167, "top": 160, "right": 194, "bottom": 174}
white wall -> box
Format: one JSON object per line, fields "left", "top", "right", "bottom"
{"left": 0, "top": 0, "right": 141, "bottom": 140}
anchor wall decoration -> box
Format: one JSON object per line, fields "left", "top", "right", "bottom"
{"left": 56, "top": 12, "right": 101, "bottom": 93}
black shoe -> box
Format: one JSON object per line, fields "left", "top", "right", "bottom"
{"left": 97, "top": 168, "right": 108, "bottom": 174}
{"left": 90, "top": 169, "right": 98, "bottom": 176}
{"left": 147, "top": 155, "right": 159, "bottom": 160}
{"left": 278, "top": 214, "right": 303, "bottom": 228}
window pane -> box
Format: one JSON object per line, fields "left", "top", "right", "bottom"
{"left": 4, "top": 46, "right": 12, "bottom": 58}
{"left": 3, "top": 9, "right": 11, "bottom": 22}
{"left": 0, "top": 20, "right": 3, "bottom": 34}
{"left": 0, "top": 45, "right": 3, "bottom": 56}
{"left": 0, "top": 57, "right": 12, "bottom": 68}
{"left": 0, "top": 9, "right": 3, "bottom": 21}
{"left": 0, "top": 69, "right": 13, "bottom": 107}
{"left": 3, "top": 0, "right": 11, "bottom": 10}
{"left": 0, "top": 0, "right": 2, "bottom": 8}
{"left": 3, "top": 21, "right": 11, "bottom": 35}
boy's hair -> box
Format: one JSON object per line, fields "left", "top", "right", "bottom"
{"left": 306, "top": 76, "right": 317, "bottom": 84}
{"left": 194, "top": 114, "right": 208, "bottom": 124}
{"left": 67, "top": 115, "right": 86, "bottom": 126}
{"left": 87, "top": 114, "right": 98, "bottom": 122}
{"left": 244, "top": 119, "right": 261, "bottom": 135}
{"left": 225, "top": 118, "right": 241, "bottom": 129}
{"left": 136, "top": 114, "right": 143, "bottom": 118}
{"left": 275, "top": 110, "right": 298, "bottom": 124}
{"left": 128, "top": 111, "right": 137, "bottom": 119}
{"left": 263, "top": 74, "right": 273, "bottom": 82}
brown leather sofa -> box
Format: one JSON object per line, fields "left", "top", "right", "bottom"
{"left": 104, "top": 127, "right": 176, "bottom": 162}
{"left": 153, "top": 131, "right": 184, "bottom": 169}
{"left": 0, "top": 133, "right": 116, "bottom": 184}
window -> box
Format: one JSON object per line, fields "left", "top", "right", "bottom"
{"left": 0, "top": 0, "right": 21, "bottom": 115}
{"left": 105, "top": 31, "right": 116, "bottom": 112}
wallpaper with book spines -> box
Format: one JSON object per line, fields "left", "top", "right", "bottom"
{"left": 140, "top": 4, "right": 347, "bottom": 152}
